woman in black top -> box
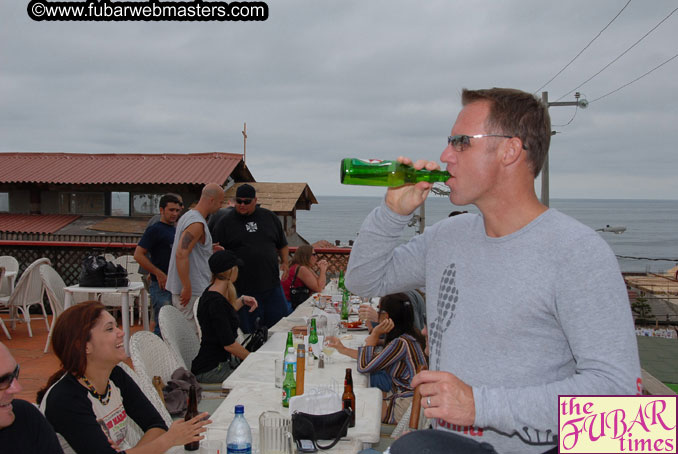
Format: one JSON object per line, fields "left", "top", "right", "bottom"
{"left": 191, "top": 250, "right": 258, "bottom": 383}
{"left": 37, "top": 301, "right": 210, "bottom": 454}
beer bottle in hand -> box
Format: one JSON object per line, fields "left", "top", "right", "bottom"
{"left": 342, "top": 368, "right": 356, "bottom": 427}
{"left": 340, "top": 158, "right": 450, "bottom": 187}
{"left": 184, "top": 385, "right": 200, "bottom": 451}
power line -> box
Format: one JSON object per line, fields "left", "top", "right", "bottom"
{"left": 556, "top": 5, "right": 678, "bottom": 101}
{"left": 617, "top": 255, "right": 678, "bottom": 262}
{"left": 534, "top": 0, "right": 632, "bottom": 94}
{"left": 551, "top": 105, "right": 579, "bottom": 127}
{"left": 590, "top": 52, "right": 678, "bottom": 103}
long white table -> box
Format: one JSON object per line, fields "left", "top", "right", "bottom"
{"left": 63, "top": 282, "right": 149, "bottom": 355}
{"left": 208, "top": 295, "right": 382, "bottom": 453}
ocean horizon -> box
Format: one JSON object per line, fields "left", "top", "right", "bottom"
{"left": 297, "top": 196, "right": 678, "bottom": 274}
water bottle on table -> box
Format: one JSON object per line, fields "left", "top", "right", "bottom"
{"left": 226, "top": 405, "right": 252, "bottom": 454}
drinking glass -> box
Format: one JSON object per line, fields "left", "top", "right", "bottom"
{"left": 259, "top": 411, "right": 293, "bottom": 454}
{"left": 274, "top": 358, "right": 283, "bottom": 388}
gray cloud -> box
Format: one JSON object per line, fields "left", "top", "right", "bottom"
{"left": 1, "top": 0, "right": 677, "bottom": 199}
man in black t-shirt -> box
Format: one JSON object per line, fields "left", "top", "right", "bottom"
{"left": 213, "top": 184, "right": 290, "bottom": 332}
{"left": 134, "top": 193, "right": 182, "bottom": 336}
{"left": 0, "top": 342, "right": 63, "bottom": 453}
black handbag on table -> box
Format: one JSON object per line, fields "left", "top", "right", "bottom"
{"left": 79, "top": 255, "right": 128, "bottom": 288}
{"left": 229, "top": 317, "right": 268, "bottom": 369}
{"left": 291, "top": 408, "right": 353, "bottom": 450}
{"left": 289, "top": 266, "right": 311, "bottom": 309}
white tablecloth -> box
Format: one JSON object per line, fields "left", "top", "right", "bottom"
{"left": 208, "top": 383, "right": 381, "bottom": 452}
{"left": 222, "top": 348, "right": 369, "bottom": 390}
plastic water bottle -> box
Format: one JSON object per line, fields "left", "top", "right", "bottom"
{"left": 283, "top": 346, "right": 297, "bottom": 375}
{"left": 226, "top": 405, "right": 252, "bottom": 454}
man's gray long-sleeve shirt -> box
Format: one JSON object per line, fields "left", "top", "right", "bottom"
{"left": 346, "top": 201, "right": 641, "bottom": 454}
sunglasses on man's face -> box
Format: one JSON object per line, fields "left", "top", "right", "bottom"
{"left": 0, "top": 364, "right": 19, "bottom": 390}
{"left": 447, "top": 134, "right": 526, "bottom": 152}
{"left": 235, "top": 198, "right": 253, "bottom": 205}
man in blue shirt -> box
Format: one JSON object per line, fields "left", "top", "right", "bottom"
{"left": 134, "top": 194, "right": 183, "bottom": 336}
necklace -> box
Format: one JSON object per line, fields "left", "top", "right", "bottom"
{"left": 80, "top": 375, "right": 112, "bottom": 405}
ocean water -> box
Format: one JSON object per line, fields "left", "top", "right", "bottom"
{"left": 297, "top": 196, "right": 678, "bottom": 273}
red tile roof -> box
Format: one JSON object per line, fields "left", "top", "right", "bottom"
{"left": 0, "top": 214, "right": 80, "bottom": 234}
{"left": 0, "top": 152, "right": 243, "bottom": 185}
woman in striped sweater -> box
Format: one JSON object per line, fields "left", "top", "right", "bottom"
{"left": 326, "top": 293, "right": 428, "bottom": 424}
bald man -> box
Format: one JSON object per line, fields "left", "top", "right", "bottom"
{"left": 0, "top": 342, "right": 63, "bottom": 453}
{"left": 166, "top": 183, "right": 225, "bottom": 322}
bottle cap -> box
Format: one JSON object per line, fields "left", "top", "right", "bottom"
{"left": 234, "top": 404, "right": 244, "bottom": 414}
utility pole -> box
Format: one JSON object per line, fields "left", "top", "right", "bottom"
{"left": 242, "top": 122, "right": 247, "bottom": 165}
{"left": 540, "top": 91, "right": 588, "bottom": 207}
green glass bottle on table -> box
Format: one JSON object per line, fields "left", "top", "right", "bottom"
{"left": 341, "top": 290, "right": 350, "bottom": 321}
{"left": 309, "top": 318, "right": 319, "bottom": 346}
{"left": 285, "top": 331, "right": 293, "bottom": 357}
{"left": 340, "top": 158, "right": 450, "bottom": 187}
{"left": 338, "top": 270, "right": 345, "bottom": 291}
{"left": 282, "top": 363, "right": 296, "bottom": 408}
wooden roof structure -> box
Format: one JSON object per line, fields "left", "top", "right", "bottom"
{"left": 224, "top": 182, "right": 318, "bottom": 214}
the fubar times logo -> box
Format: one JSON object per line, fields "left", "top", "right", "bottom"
{"left": 559, "top": 395, "right": 676, "bottom": 453}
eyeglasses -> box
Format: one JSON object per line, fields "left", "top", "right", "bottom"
{"left": 448, "top": 134, "right": 520, "bottom": 151}
{"left": 0, "top": 364, "right": 19, "bottom": 390}
{"left": 235, "top": 198, "right": 253, "bottom": 205}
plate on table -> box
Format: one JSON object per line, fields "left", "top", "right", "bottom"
{"left": 342, "top": 320, "right": 368, "bottom": 331}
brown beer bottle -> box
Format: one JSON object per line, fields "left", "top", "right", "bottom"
{"left": 184, "top": 385, "right": 200, "bottom": 451}
{"left": 342, "top": 368, "right": 356, "bottom": 427}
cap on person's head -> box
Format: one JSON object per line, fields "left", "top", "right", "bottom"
{"left": 209, "top": 250, "right": 244, "bottom": 274}
{"left": 236, "top": 184, "right": 256, "bottom": 199}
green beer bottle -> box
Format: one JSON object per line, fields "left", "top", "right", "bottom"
{"left": 338, "top": 270, "right": 345, "bottom": 291}
{"left": 341, "top": 290, "right": 350, "bottom": 321}
{"left": 309, "top": 318, "right": 319, "bottom": 345}
{"left": 282, "top": 363, "right": 296, "bottom": 408}
{"left": 340, "top": 158, "right": 450, "bottom": 187}
{"left": 285, "top": 331, "right": 293, "bottom": 357}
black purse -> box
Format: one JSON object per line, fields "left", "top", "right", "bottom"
{"left": 289, "top": 266, "right": 311, "bottom": 309}
{"left": 291, "top": 408, "right": 352, "bottom": 450}
{"left": 78, "top": 255, "right": 107, "bottom": 287}
{"left": 229, "top": 317, "right": 268, "bottom": 369}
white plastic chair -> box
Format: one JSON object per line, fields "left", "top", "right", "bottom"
{"left": 0, "top": 256, "right": 19, "bottom": 299}
{"left": 2, "top": 258, "right": 50, "bottom": 337}
{"left": 0, "top": 267, "right": 9, "bottom": 339}
{"left": 100, "top": 271, "right": 142, "bottom": 325}
{"left": 114, "top": 255, "right": 140, "bottom": 274}
{"left": 158, "top": 305, "right": 200, "bottom": 370}
{"left": 118, "top": 361, "right": 173, "bottom": 428}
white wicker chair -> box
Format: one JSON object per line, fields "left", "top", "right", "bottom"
{"left": 158, "top": 305, "right": 200, "bottom": 370}
{"left": 118, "top": 361, "right": 173, "bottom": 428}
{"left": 39, "top": 264, "right": 89, "bottom": 352}
{"left": 192, "top": 297, "right": 202, "bottom": 341}
{"left": 130, "top": 330, "right": 181, "bottom": 396}
{"left": 3, "top": 258, "right": 50, "bottom": 337}
{"left": 40, "top": 264, "right": 67, "bottom": 352}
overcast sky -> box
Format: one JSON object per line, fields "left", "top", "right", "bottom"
{"left": 1, "top": 1, "right": 677, "bottom": 200}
